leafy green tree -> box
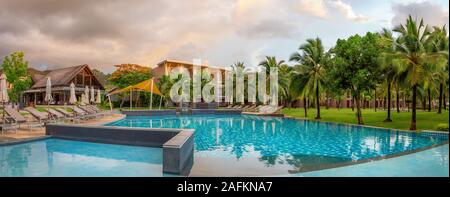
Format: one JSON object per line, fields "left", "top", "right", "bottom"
{"left": 1, "top": 51, "right": 32, "bottom": 103}
{"left": 390, "top": 16, "right": 445, "bottom": 130}
{"left": 290, "top": 38, "right": 328, "bottom": 119}
{"left": 92, "top": 69, "right": 111, "bottom": 87}
{"left": 109, "top": 64, "right": 152, "bottom": 108}
{"left": 330, "top": 32, "right": 383, "bottom": 125}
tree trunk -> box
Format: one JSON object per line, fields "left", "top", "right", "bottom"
{"left": 374, "top": 89, "right": 377, "bottom": 112}
{"left": 337, "top": 99, "right": 341, "bottom": 111}
{"left": 315, "top": 85, "right": 321, "bottom": 119}
{"left": 384, "top": 81, "right": 392, "bottom": 122}
{"left": 303, "top": 97, "right": 308, "bottom": 118}
{"left": 396, "top": 85, "right": 400, "bottom": 113}
{"left": 410, "top": 85, "right": 417, "bottom": 130}
{"left": 428, "top": 88, "right": 431, "bottom": 112}
{"left": 438, "top": 83, "right": 443, "bottom": 114}
{"left": 444, "top": 93, "right": 447, "bottom": 110}
{"left": 404, "top": 94, "right": 409, "bottom": 112}
{"left": 354, "top": 95, "right": 364, "bottom": 125}
{"left": 351, "top": 97, "right": 354, "bottom": 111}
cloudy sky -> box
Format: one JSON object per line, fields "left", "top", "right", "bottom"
{"left": 0, "top": 0, "right": 448, "bottom": 73}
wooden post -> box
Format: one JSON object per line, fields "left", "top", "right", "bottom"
{"left": 130, "top": 90, "right": 132, "bottom": 109}
{"left": 150, "top": 80, "right": 153, "bottom": 110}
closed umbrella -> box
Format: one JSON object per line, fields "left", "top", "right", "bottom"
{"left": 69, "top": 83, "right": 77, "bottom": 104}
{"left": 44, "top": 77, "right": 53, "bottom": 119}
{"left": 0, "top": 74, "right": 9, "bottom": 123}
{"left": 96, "top": 89, "right": 101, "bottom": 104}
{"left": 69, "top": 82, "right": 77, "bottom": 118}
{"left": 44, "top": 77, "right": 53, "bottom": 104}
{"left": 90, "top": 86, "right": 95, "bottom": 104}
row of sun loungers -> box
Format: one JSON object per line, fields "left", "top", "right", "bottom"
{"left": 1, "top": 105, "right": 110, "bottom": 134}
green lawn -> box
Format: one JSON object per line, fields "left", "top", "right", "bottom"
{"left": 282, "top": 107, "right": 449, "bottom": 131}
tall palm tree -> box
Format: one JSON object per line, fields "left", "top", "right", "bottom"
{"left": 427, "top": 26, "right": 449, "bottom": 114}
{"left": 258, "top": 56, "right": 289, "bottom": 105}
{"left": 289, "top": 38, "right": 327, "bottom": 119}
{"left": 379, "top": 28, "right": 398, "bottom": 122}
{"left": 290, "top": 65, "right": 309, "bottom": 116}
{"left": 231, "top": 61, "right": 247, "bottom": 104}
{"left": 391, "top": 16, "right": 444, "bottom": 130}
{"left": 278, "top": 64, "right": 294, "bottom": 107}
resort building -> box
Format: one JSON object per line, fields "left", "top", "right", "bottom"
{"left": 152, "top": 59, "right": 230, "bottom": 80}
{"left": 22, "top": 64, "right": 105, "bottom": 106}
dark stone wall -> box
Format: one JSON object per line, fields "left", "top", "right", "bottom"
{"left": 46, "top": 124, "right": 194, "bottom": 175}
{"left": 121, "top": 109, "right": 177, "bottom": 116}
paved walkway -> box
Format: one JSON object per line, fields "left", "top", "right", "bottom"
{"left": 292, "top": 144, "right": 449, "bottom": 177}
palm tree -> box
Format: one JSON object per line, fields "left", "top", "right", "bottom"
{"left": 278, "top": 64, "right": 294, "bottom": 107}
{"left": 289, "top": 38, "right": 327, "bottom": 119}
{"left": 232, "top": 61, "right": 245, "bottom": 70}
{"left": 379, "top": 28, "right": 398, "bottom": 122}
{"left": 231, "top": 61, "right": 246, "bottom": 104}
{"left": 258, "top": 56, "right": 289, "bottom": 105}
{"left": 157, "top": 75, "right": 174, "bottom": 107}
{"left": 290, "top": 65, "right": 309, "bottom": 116}
{"left": 391, "top": 16, "right": 444, "bottom": 130}
{"left": 427, "top": 26, "right": 449, "bottom": 114}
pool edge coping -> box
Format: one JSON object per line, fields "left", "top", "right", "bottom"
{"left": 0, "top": 136, "right": 52, "bottom": 146}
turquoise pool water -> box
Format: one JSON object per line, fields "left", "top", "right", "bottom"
{"left": 1, "top": 114, "right": 447, "bottom": 176}
{"left": 0, "top": 138, "right": 163, "bottom": 177}
{"left": 106, "top": 114, "right": 448, "bottom": 175}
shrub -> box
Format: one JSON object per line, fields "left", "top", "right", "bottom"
{"left": 436, "top": 123, "right": 449, "bottom": 132}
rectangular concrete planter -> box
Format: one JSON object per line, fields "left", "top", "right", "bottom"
{"left": 46, "top": 124, "right": 194, "bottom": 175}
{"left": 163, "top": 130, "right": 194, "bottom": 175}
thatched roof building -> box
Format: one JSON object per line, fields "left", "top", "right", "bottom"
{"left": 23, "top": 64, "right": 105, "bottom": 105}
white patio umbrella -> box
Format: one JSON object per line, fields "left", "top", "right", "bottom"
{"left": 90, "top": 86, "right": 95, "bottom": 104}
{"left": 96, "top": 89, "right": 101, "bottom": 104}
{"left": 44, "top": 77, "right": 53, "bottom": 104}
{"left": 69, "top": 82, "right": 77, "bottom": 118}
{"left": 44, "top": 77, "right": 53, "bottom": 119}
{"left": 84, "top": 86, "right": 89, "bottom": 105}
{"left": 0, "top": 74, "right": 9, "bottom": 123}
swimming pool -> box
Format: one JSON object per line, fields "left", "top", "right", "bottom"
{"left": 0, "top": 138, "right": 164, "bottom": 177}
{"left": 105, "top": 114, "right": 448, "bottom": 176}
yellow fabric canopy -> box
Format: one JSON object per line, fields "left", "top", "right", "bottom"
{"left": 109, "top": 78, "right": 162, "bottom": 96}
